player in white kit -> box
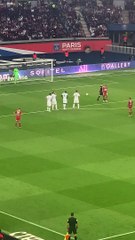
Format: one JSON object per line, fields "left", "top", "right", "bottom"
{"left": 73, "top": 90, "right": 80, "bottom": 109}
{"left": 46, "top": 93, "right": 52, "bottom": 112}
{"left": 51, "top": 91, "right": 58, "bottom": 110}
{"left": 61, "top": 91, "right": 68, "bottom": 110}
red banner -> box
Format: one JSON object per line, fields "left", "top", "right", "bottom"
{"left": 0, "top": 39, "right": 112, "bottom": 55}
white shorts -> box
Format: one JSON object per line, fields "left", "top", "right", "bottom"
{"left": 63, "top": 100, "right": 67, "bottom": 104}
{"left": 47, "top": 102, "right": 52, "bottom": 107}
{"left": 74, "top": 100, "right": 79, "bottom": 104}
{"left": 52, "top": 101, "right": 57, "bottom": 105}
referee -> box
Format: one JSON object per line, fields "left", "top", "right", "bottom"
{"left": 67, "top": 212, "right": 78, "bottom": 240}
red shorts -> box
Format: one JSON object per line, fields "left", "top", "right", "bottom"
{"left": 16, "top": 116, "right": 21, "bottom": 121}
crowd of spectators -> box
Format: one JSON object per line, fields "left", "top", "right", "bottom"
{"left": 125, "top": 0, "right": 135, "bottom": 10}
{"left": 79, "top": 0, "right": 123, "bottom": 37}
{"left": 125, "top": 0, "right": 135, "bottom": 23}
{"left": 129, "top": 11, "right": 135, "bottom": 23}
{"left": 0, "top": 0, "right": 84, "bottom": 41}
{"left": 0, "top": 0, "right": 124, "bottom": 41}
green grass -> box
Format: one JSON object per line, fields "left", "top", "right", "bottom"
{"left": 0, "top": 70, "right": 135, "bottom": 240}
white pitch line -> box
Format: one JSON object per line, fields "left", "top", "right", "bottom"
{"left": 0, "top": 71, "right": 117, "bottom": 87}
{"left": 0, "top": 68, "right": 134, "bottom": 90}
{"left": 0, "top": 74, "right": 114, "bottom": 88}
{"left": 0, "top": 110, "right": 46, "bottom": 119}
{"left": 81, "top": 97, "right": 135, "bottom": 108}
{"left": 0, "top": 210, "right": 64, "bottom": 237}
{"left": 0, "top": 81, "right": 117, "bottom": 96}
{"left": 1, "top": 209, "right": 135, "bottom": 240}
{"left": 80, "top": 107, "right": 126, "bottom": 111}
{"left": 0, "top": 68, "right": 134, "bottom": 88}
{"left": 0, "top": 99, "right": 131, "bottom": 119}
{"left": 98, "top": 229, "right": 135, "bottom": 240}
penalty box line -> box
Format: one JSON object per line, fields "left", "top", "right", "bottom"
{"left": 0, "top": 210, "right": 64, "bottom": 237}
{"left": 0, "top": 80, "right": 118, "bottom": 96}
{"left": 97, "top": 229, "right": 135, "bottom": 240}
{"left": 0, "top": 99, "right": 132, "bottom": 119}
{"left": 1, "top": 210, "right": 135, "bottom": 240}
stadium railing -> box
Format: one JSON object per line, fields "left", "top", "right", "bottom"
{"left": 106, "top": 44, "right": 135, "bottom": 55}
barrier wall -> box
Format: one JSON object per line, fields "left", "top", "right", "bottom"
{"left": 2, "top": 232, "right": 16, "bottom": 240}
{"left": 0, "top": 61, "right": 132, "bottom": 82}
{"left": 0, "top": 39, "right": 112, "bottom": 57}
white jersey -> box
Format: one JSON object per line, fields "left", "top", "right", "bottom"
{"left": 62, "top": 92, "right": 68, "bottom": 104}
{"left": 46, "top": 95, "right": 52, "bottom": 107}
{"left": 73, "top": 92, "right": 80, "bottom": 104}
{"left": 51, "top": 93, "right": 57, "bottom": 105}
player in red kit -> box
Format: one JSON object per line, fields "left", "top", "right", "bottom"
{"left": 128, "top": 97, "right": 133, "bottom": 117}
{"left": 15, "top": 108, "right": 22, "bottom": 127}
{"left": 102, "top": 85, "right": 108, "bottom": 102}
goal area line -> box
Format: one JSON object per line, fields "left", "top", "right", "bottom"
{"left": 0, "top": 67, "right": 134, "bottom": 86}
{"left": 0, "top": 98, "right": 131, "bottom": 119}
{"left": 0, "top": 210, "right": 64, "bottom": 237}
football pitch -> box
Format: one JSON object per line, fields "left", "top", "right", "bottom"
{"left": 1, "top": 70, "right": 135, "bottom": 240}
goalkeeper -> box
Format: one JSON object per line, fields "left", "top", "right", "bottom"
{"left": 13, "top": 68, "right": 19, "bottom": 84}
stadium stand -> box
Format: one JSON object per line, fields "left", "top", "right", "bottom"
{"left": 79, "top": 0, "right": 123, "bottom": 37}
{"left": 0, "top": 0, "right": 84, "bottom": 41}
{"left": 125, "top": 0, "right": 135, "bottom": 10}
{"left": 0, "top": 0, "right": 124, "bottom": 41}
{"left": 125, "top": 0, "right": 135, "bottom": 23}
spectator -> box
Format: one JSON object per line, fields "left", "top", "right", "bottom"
{"left": 64, "top": 51, "right": 69, "bottom": 62}
{"left": 32, "top": 52, "right": 37, "bottom": 60}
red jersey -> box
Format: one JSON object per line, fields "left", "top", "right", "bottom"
{"left": 128, "top": 100, "right": 133, "bottom": 108}
{"left": 15, "top": 109, "right": 22, "bottom": 120}
{"left": 0, "top": 233, "right": 3, "bottom": 239}
{"left": 65, "top": 51, "right": 69, "bottom": 57}
{"left": 123, "top": 36, "right": 127, "bottom": 43}
{"left": 33, "top": 53, "right": 37, "bottom": 60}
{"left": 100, "top": 48, "right": 104, "bottom": 55}
{"left": 102, "top": 86, "right": 108, "bottom": 96}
